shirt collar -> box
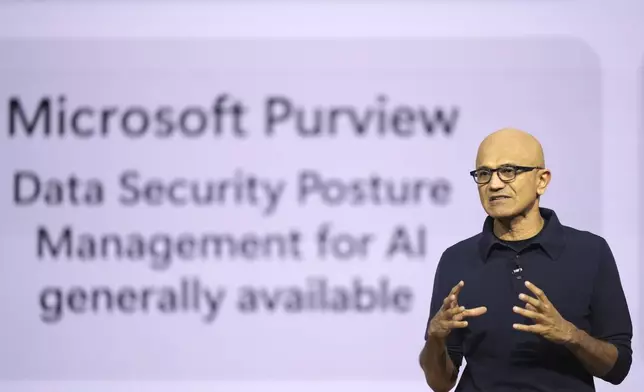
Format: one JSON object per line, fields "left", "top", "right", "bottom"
{"left": 478, "top": 207, "right": 566, "bottom": 261}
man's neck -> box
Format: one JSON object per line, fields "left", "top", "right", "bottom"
{"left": 493, "top": 205, "right": 544, "bottom": 241}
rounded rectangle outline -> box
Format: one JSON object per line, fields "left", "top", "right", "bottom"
{"left": 0, "top": 36, "right": 604, "bottom": 381}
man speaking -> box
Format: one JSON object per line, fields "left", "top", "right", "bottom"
{"left": 419, "top": 128, "right": 632, "bottom": 391}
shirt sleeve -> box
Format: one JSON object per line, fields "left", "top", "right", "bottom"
{"left": 425, "top": 250, "right": 465, "bottom": 370}
{"left": 589, "top": 238, "right": 633, "bottom": 384}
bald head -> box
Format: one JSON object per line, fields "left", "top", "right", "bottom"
{"left": 476, "top": 128, "right": 545, "bottom": 168}
{"left": 473, "top": 127, "right": 551, "bottom": 221}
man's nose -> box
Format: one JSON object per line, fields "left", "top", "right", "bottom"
{"left": 488, "top": 172, "right": 505, "bottom": 190}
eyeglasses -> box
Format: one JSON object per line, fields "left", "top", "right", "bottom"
{"left": 469, "top": 165, "right": 542, "bottom": 184}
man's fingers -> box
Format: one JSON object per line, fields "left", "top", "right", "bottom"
{"left": 445, "top": 320, "right": 468, "bottom": 329}
{"left": 446, "top": 306, "right": 466, "bottom": 317}
{"left": 513, "top": 306, "right": 544, "bottom": 321}
{"left": 442, "top": 281, "right": 465, "bottom": 309}
{"left": 463, "top": 306, "right": 488, "bottom": 317}
{"left": 525, "top": 303, "right": 538, "bottom": 312}
{"left": 513, "top": 323, "right": 546, "bottom": 334}
{"left": 518, "top": 293, "right": 543, "bottom": 310}
{"left": 446, "top": 305, "right": 486, "bottom": 318}
{"left": 452, "top": 306, "right": 487, "bottom": 321}
{"left": 442, "top": 294, "right": 459, "bottom": 310}
{"left": 449, "top": 280, "right": 465, "bottom": 297}
{"left": 525, "top": 281, "right": 550, "bottom": 304}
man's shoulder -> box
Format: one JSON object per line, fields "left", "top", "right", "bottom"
{"left": 547, "top": 207, "right": 609, "bottom": 249}
{"left": 560, "top": 223, "right": 609, "bottom": 249}
{"left": 557, "top": 223, "right": 613, "bottom": 272}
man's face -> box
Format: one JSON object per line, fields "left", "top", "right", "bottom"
{"left": 475, "top": 144, "right": 546, "bottom": 219}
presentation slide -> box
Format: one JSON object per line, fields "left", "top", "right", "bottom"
{"left": 0, "top": 37, "right": 601, "bottom": 380}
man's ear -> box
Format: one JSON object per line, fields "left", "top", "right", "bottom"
{"left": 536, "top": 169, "right": 551, "bottom": 196}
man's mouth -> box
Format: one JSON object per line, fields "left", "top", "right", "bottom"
{"left": 489, "top": 195, "right": 511, "bottom": 201}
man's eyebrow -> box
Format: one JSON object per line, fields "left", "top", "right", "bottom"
{"left": 476, "top": 162, "right": 517, "bottom": 169}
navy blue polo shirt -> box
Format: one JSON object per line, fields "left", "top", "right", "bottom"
{"left": 425, "top": 208, "right": 632, "bottom": 391}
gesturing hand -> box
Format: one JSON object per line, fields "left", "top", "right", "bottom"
{"left": 512, "top": 281, "right": 578, "bottom": 345}
{"left": 428, "top": 281, "right": 488, "bottom": 340}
